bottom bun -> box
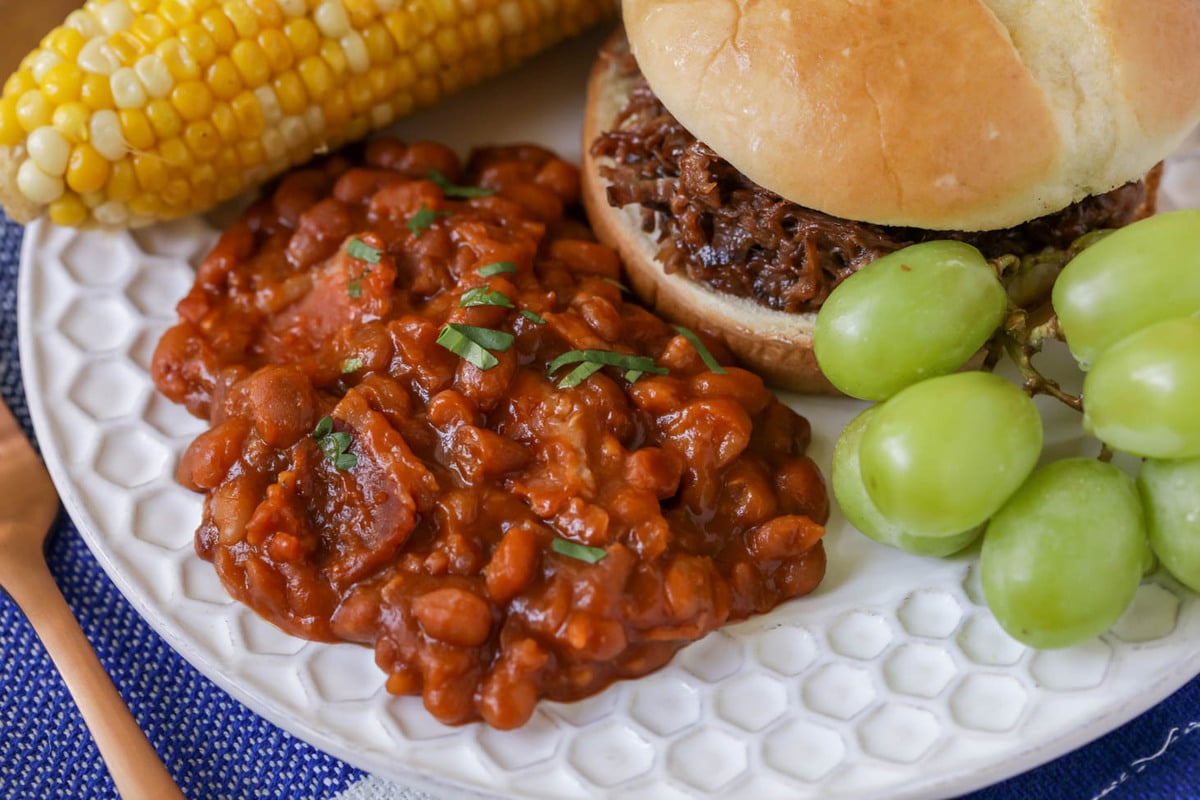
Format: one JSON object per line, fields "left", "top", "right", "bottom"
{"left": 580, "top": 33, "right": 838, "bottom": 394}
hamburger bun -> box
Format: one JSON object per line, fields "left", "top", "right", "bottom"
{"left": 620, "top": 0, "right": 1200, "bottom": 231}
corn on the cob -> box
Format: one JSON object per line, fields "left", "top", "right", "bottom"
{"left": 0, "top": 0, "right": 614, "bottom": 228}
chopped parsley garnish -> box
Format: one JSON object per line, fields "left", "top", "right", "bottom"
{"left": 346, "top": 237, "right": 382, "bottom": 263}
{"left": 312, "top": 416, "right": 357, "bottom": 471}
{"left": 427, "top": 168, "right": 495, "bottom": 198}
{"left": 520, "top": 309, "right": 547, "bottom": 325}
{"left": 601, "top": 277, "right": 631, "bottom": 293}
{"left": 477, "top": 261, "right": 517, "bottom": 277}
{"left": 347, "top": 276, "right": 364, "bottom": 298}
{"left": 547, "top": 349, "right": 669, "bottom": 388}
{"left": 674, "top": 325, "right": 727, "bottom": 374}
{"left": 340, "top": 356, "right": 364, "bottom": 374}
{"left": 551, "top": 538, "right": 608, "bottom": 564}
{"left": 459, "top": 286, "right": 515, "bottom": 309}
{"left": 406, "top": 202, "right": 451, "bottom": 238}
{"left": 436, "top": 323, "right": 515, "bottom": 370}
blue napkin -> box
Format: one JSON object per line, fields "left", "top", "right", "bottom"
{"left": 1, "top": 212, "right": 1198, "bottom": 799}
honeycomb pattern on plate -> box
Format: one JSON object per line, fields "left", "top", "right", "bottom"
{"left": 18, "top": 130, "right": 1200, "bottom": 799}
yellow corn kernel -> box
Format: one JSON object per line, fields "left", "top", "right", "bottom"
{"left": 235, "top": 138, "right": 264, "bottom": 168}
{"left": 191, "top": 169, "right": 217, "bottom": 208}
{"left": 154, "top": 39, "right": 198, "bottom": 81}
{"left": 413, "top": 74, "right": 439, "bottom": 107}
{"left": 48, "top": 193, "right": 89, "bottom": 226}
{"left": 200, "top": 8, "right": 237, "bottom": 52}
{"left": 272, "top": 71, "right": 308, "bottom": 116}
{"left": 283, "top": 18, "right": 320, "bottom": 59}
{"left": 3, "top": 70, "right": 36, "bottom": 99}
{"left": 361, "top": 23, "right": 394, "bottom": 64}
{"left": 107, "top": 158, "right": 138, "bottom": 202}
{"left": 206, "top": 56, "right": 243, "bottom": 100}
{"left": 133, "top": 153, "right": 168, "bottom": 190}
{"left": 184, "top": 119, "right": 221, "bottom": 159}
{"left": 16, "top": 90, "right": 52, "bottom": 133}
{"left": 246, "top": 0, "right": 283, "bottom": 29}
{"left": 258, "top": 28, "right": 293, "bottom": 73}
{"left": 119, "top": 108, "right": 156, "bottom": 150}
{"left": 162, "top": 176, "right": 190, "bottom": 205}
{"left": 297, "top": 55, "right": 333, "bottom": 101}
{"left": 390, "top": 90, "right": 413, "bottom": 119}
{"left": 81, "top": 73, "right": 115, "bottom": 109}
{"left": 230, "top": 90, "right": 265, "bottom": 136}
{"left": 210, "top": 101, "right": 238, "bottom": 141}
{"left": 430, "top": 0, "right": 459, "bottom": 25}
{"left": 343, "top": 0, "right": 376, "bottom": 26}
{"left": 223, "top": 0, "right": 259, "bottom": 38}
{"left": 409, "top": 2, "right": 438, "bottom": 37}
{"left": 433, "top": 27, "right": 465, "bottom": 63}
{"left": 158, "top": 136, "right": 192, "bottom": 168}
{"left": 214, "top": 147, "right": 240, "bottom": 176}
{"left": 230, "top": 40, "right": 270, "bottom": 87}
{"left": 344, "top": 114, "right": 369, "bottom": 143}
{"left": 216, "top": 173, "right": 243, "bottom": 202}
{"left": 382, "top": 11, "right": 417, "bottom": 50}
{"left": 171, "top": 80, "right": 213, "bottom": 121}
{"left": 177, "top": 23, "right": 217, "bottom": 66}
{"left": 131, "top": 14, "right": 171, "bottom": 44}
{"left": 145, "top": 98, "right": 183, "bottom": 139}
{"left": 477, "top": 10, "right": 501, "bottom": 47}
{"left": 51, "top": 102, "right": 91, "bottom": 144}
{"left": 129, "top": 0, "right": 156, "bottom": 15}
{"left": 345, "top": 74, "right": 372, "bottom": 114}
{"left": 320, "top": 88, "right": 351, "bottom": 130}
{"left": 319, "top": 39, "right": 348, "bottom": 81}
{"left": 367, "top": 64, "right": 394, "bottom": 100}
{"left": 66, "top": 143, "right": 111, "bottom": 194}
{"left": 0, "top": 100, "right": 22, "bottom": 146}
{"left": 108, "top": 31, "right": 146, "bottom": 64}
{"left": 44, "top": 27, "right": 87, "bottom": 61}
{"left": 158, "top": 0, "right": 197, "bottom": 28}
{"left": 412, "top": 40, "right": 439, "bottom": 76}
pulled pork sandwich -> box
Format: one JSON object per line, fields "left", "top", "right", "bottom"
{"left": 582, "top": 2, "right": 1200, "bottom": 392}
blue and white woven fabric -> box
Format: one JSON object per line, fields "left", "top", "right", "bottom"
{"left": 2, "top": 211, "right": 1199, "bottom": 800}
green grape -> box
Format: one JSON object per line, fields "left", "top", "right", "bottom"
{"left": 1082, "top": 316, "right": 1200, "bottom": 459}
{"left": 814, "top": 241, "right": 1006, "bottom": 401}
{"left": 859, "top": 371, "right": 1042, "bottom": 536}
{"left": 1137, "top": 457, "right": 1200, "bottom": 592}
{"left": 981, "top": 458, "right": 1146, "bottom": 649}
{"left": 831, "top": 405, "right": 981, "bottom": 556}
{"left": 1053, "top": 209, "right": 1200, "bottom": 369}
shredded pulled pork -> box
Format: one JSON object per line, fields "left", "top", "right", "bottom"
{"left": 591, "top": 36, "right": 1159, "bottom": 314}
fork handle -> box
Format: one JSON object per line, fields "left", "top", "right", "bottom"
{"left": 4, "top": 546, "right": 188, "bottom": 800}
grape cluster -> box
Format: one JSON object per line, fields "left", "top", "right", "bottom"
{"left": 815, "top": 209, "right": 1200, "bottom": 649}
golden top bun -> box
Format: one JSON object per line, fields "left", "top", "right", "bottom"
{"left": 622, "top": 0, "right": 1200, "bottom": 230}
{"left": 581, "top": 36, "right": 837, "bottom": 393}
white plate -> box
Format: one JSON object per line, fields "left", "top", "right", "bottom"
{"left": 19, "top": 28, "right": 1200, "bottom": 800}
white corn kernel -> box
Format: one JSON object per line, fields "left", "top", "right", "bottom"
{"left": 93, "top": 200, "right": 130, "bottom": 226}
{"left": 78, "top": 39, "right": 118, "bottom": 76}
{"left": 369, "top": 102, "right": 393, "bottom": 128}
{"left": 16, "top": 160, "right": 65, "bottom": 204}
{"left": 313, "top": 0, "right": 351, "bottom": 38}
{"left": 89, "top": 109, "right": 128, "bottom": 160}
{"left": 277, "top": 0, "right": 306, "bottom": 17}
{"left": 95, "top": 0, "right": 135, "bottom": 35}
{"left": 262, "top": 127, "right": 286, "bottom": 160}
{"left": 81, "top": 191, "right": 106, "bottom": 208}
{"left": 29, "top": 51, "right": 64, "bottom": 84}
{"left": 253, "top": 84, "right": 283, "bottom": 126}
{"left": 64, "top": 9, "right": 102, "bottom": 37}
{"left": 110, "top": 67, "right": 147, "bottom": 109}
{"left": 27, "top": 127, "right": 71, "bottom": 175}
{"left": 134, "top": 55, "right": 172, "bottom": 98}
{"left": 341, "top": 32, "right": 370, "bottom": 74}
{"left": 279, "top": 116, "right": 307, "bottom": 149}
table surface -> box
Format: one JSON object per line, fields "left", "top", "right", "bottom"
{"left": 3, "top": 210, "right": 1200, "bottom": 800}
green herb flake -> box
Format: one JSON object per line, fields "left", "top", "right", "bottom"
{"left": 347, "top": 278, "right": 363, "bottom": 299}
{"left": 477, "top": 261, "right": 517, "bottom": 277}
{"left": 547, "top": 349, "right": 668, "bottom": 388}
{"left": 459, "top": 286, "right": 515, "bottom": 309}
{"left": 601, "top": 277, "right": 631, "bottom": 293}
{"left": 346, "top": 237, "right": 382, "bottom": 263}
{"left": 312, "top": 416, "right": 356, "bottom": 471}
{"left": 427, "top": 168, "right": 495, "bottom": 198}
{"left": 551, "top": 537, "right": 608, "bottom": 564}
{"left": 520, "top": 309, "right": 547, "bottom": 325}
{"left": 436, "top": 322, "right": 515, "bottom": 370}
{"left": 406, "top": 202, "right": 451, "bottom": 238}
{"left": 340, "top": 356, "right": 365, "bottom": 374}
{"left": 674, "top": 325, "right": 728, "bottom": 374}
